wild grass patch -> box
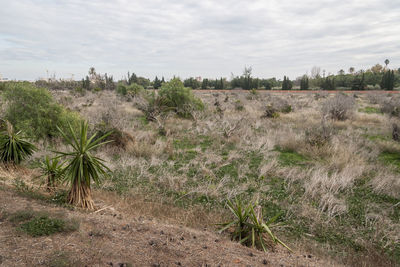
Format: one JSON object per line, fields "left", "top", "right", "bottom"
{"left": 9, "top": 209, "right": 78, "bottom": 237}
{"left": 358, "top": 106, "right": 383, "bottom": 114}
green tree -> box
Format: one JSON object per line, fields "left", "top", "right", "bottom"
{"left": 282, "top": 76, "right": 293, "bottom": 90}
{"left": 381, "top": 70, "right": 395, "bottom": 90}
{"left": 201, "top": 78, "right": 209, "bottom": 89}
{"left": 321, "top": 77, "right": 336, "bottom": 90}
{"left": 384, "top": 59, "right": 390, "bottom": 68}
{"left": 56, "top": 121, "right": 112, "bottom": 209}
{"left": 153, "top": 76, "right": 162, "bottom": 89}
{"left": 300, "top": 75, "right": 309, "bottom": 90}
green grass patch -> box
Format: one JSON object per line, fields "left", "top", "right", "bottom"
{"left": 379, "top": 151, "right": 400, "bottom": 170}
{"left": 9, "top": 210, "right": 78, "bottom": 237}
{"left": 274, "top": 147, "right": 308, "bottom": 167}
{"left": 358, "top": 106, "right": 383, "bottom": 114}
{"left": 363, "top": 134, "right": 391, "bottom": 142}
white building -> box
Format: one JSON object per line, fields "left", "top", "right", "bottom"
{"left": 0, "top": 74, "right": 8, "bottom": 82}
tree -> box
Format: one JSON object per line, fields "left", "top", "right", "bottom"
{"left": 153, "top": 76, "right": 162, "bottom": 89}
{"left": 201, "top": 78, "right": 209, "bottom": 89}
{"left": 282, "top": 76, "right": 293, "bottom": 90}
{"left": 311, "top": 66, "right": 321, "bottom": 78}
{"left": 351, "top": 73, "right": 366, "bottom": 90}
{"left": 381, "top": 70, "right": 395, "bottom": 90}
{"left": 321, "top": 77, "right": 335, "bottom": 90}
{"left": 338, "top": 69, "right": 345, "bottom": 75}
{"left": 385, "top": 59, "right": 390, "bottom": 68}
{"left": 349, "top": 67, "right": 355, "bottom": 75}
{"left": 371, "top": 64, "right": 383, "bottom": 74}
{"left": 127, "top": 72, "right": 137, "bottom": 85}
{"left": 243, "top": 66, "right": 252, "bottom": 90}
{"left": 56, "top": 121, "right": 112, "bottom": 209}
{"left": 300, "top": 75, "right": 309, "bottom": 90}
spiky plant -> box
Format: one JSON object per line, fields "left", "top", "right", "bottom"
{"left": 0, "top": 121, "right": 36, "bottom": 165}
{"left": 218, "top": 198, "right": 291, "bottom": 252}
{"left": 56, "top": 121, "right": 112, "bottom": 209}
{"left": 38, "top": 156, "right": 64, "bottom": 192}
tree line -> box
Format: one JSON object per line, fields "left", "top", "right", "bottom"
{"left": 34, "top": 60, "right": 400, "bottom": 91}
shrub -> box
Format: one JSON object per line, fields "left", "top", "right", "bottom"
{"left": 380, "top": 98, "right": 400, "bottom": 117}
{"left": 158, "top": 78, "right": 203, "bottom": 117}
{"left": 38, "top": 156, "right": 64, "bottom": 191}
{"left": 135, "top": 92, "right": 171, "bottom": 121}
{"left": 305, "top": 121, "right": 335, "bottom": 147}
{"left": 3, "top": 83, "right": 80, "bottom": 139}
{"left": 261, "top": 105, "right": 279, "bottom": 118}
{"left": 234, "top": 100, "right": 244, "bottom": 111}
{"left": 322, "top": 94, "right": 355, "bottom": 120}
{"left": 392, "top": 123, "right": 400, "bottom": 142}
{"left": 218, "top": 198, "right": 290, "bottom": 252}
{"left": 19, "top": 215, "right": 78, "bottom": 237}
{"left": 0, "top": 121, "right": 36, "bottom": 165}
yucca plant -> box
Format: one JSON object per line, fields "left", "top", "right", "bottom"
{"left": 38, "top": 156, "right": 64, "bottom": 192}
{"left": 218, "top": 198, "right": 291, "bottom": 252}
{"left": 0, "top": 121, "right": 36, "bottom": 165}
{"left": 55, "top": 121, "right": 112, "bottom": 210}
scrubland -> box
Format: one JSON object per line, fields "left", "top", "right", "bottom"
{"left": 1, "top": 87, "right": 400, "bottom": 266}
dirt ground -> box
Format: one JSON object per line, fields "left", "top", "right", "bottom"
{"left": 0, "top": 188, "right": 339, "bottom": 267}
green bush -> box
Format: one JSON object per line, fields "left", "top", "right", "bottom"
{"left": 19, "top": 215, "right": 77, "bottom": 237}
{"left": 2, "top": 83, "right": 80, "bottom": 140}
{"left": 159, "top": 78, "right": 203, "bottom": 117}
{"left": 116, "top": 82, "right": 143, "bottom": 97}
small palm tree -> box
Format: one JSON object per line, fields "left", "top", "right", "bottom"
{"left": 0, "top": 121, "right": 36, "bottom": 165}
{"left": 38, "top": 156, "right": 64, "bottom": 191}
{"left": 56, "top": 121, "right": 112, "bottom": 209}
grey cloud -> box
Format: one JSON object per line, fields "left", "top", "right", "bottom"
{"left": 0, "top": 0, "right": 399, "bottom": 80}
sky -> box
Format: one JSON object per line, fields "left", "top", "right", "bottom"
{"left": 1, "top": 0, "right": 400, "bottom": 81}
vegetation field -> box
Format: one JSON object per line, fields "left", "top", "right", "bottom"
{"left": 1, "top": 81, "right": 400, "bottom": 266}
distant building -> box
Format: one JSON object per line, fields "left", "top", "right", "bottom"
{"left": 0, "top": 74, "right": 8, "bottom": 82}
{"left": 195, "top": 76, "right": 202, "bottom": 82}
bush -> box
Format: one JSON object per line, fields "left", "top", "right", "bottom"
{"left": 19, "top": 215, "right": 78, "bottom": 237}
{"left": 261, "top": 105, "right": 279, "bottom": 118}
{"left": 158, "top": 78, "right": 203, "bottom": 117}
{"left": 380, "top": 98, "right": 400, "bottom": 117}
{"left": 135, "top": 92, "right": 170, "bottom": 121}
{"left": 218, "top": 199, "right": 290, "bottom": 252}
{"left": 322, "top": 94, "right": 355, "bottom": 120}
{"left": 9, "top": 209, "right": 78, "bottom": 237}
{"left": 2, "top": 83, "right": 80, "bottom": 140}
{"left": 234, "top": 100, "right": 244, "bottom": 111}
{"left": 0, "top": 121, "right": 36, "bottom": 165}
{"left": 305, "top": 121, "right": 335, "bottom": 147}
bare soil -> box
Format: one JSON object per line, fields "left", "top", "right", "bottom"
{"left": 0, "top": 188, "right": 339, "bottom": 267}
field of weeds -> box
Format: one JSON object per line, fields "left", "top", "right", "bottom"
{"left": 37, "top": 89, "right": 399, "bottom": 266}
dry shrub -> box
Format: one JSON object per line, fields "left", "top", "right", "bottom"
{"left": 304, "top": 120, "right": 335, "bottom": 147}
{"left": 261, "top": 105, "right": 279, "bottom": 118}
{"left": 322, "top": 94, "right": 355, "bottom": 121}
{"left": 380, "top": 97, "right": 400, "bottom": 117}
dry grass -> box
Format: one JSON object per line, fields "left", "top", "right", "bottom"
{"left": 19, "top": 89, "right": 397, "bottom": 266}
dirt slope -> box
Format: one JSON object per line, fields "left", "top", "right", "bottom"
{"left": 0, "top": 188, "right": 339, "bottom": 267}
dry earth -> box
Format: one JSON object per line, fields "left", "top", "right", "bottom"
{"left": 0, "top": 187, "right": 338, "bottom": 267}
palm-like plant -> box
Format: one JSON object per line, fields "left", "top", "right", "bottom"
{"left": 218, "top": 198, "right": 291, "bottom": 252}
{"left": 0, "top": 121, "right": 36, "bottom": 165}
{"left": 38, "top": 156, "right": 64, "bottom": 192}
{"left": 56, "top": 121, "right": 112, "bottom": 209}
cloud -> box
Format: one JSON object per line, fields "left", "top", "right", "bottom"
{"left": 0, "top": 0, "right": 399, "bottom": 80}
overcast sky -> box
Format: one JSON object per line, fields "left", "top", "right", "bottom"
{"left": 1, "top": 0, "right": 400, "bottom": 81}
